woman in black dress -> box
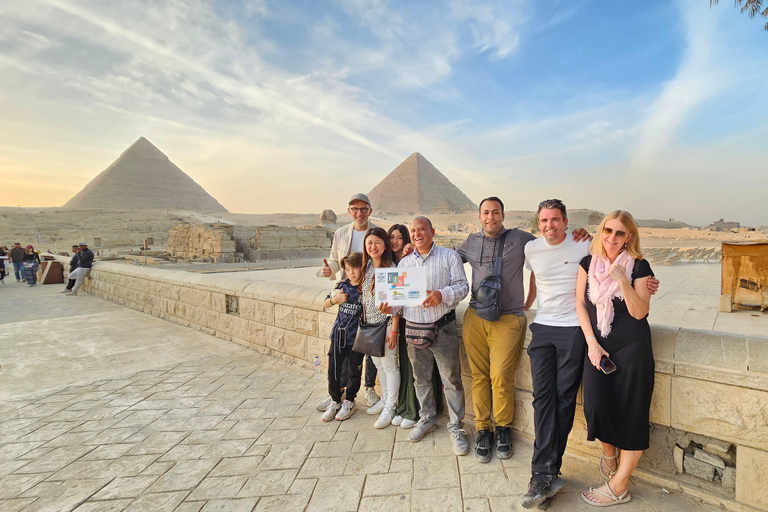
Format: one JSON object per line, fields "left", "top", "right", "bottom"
{"left": 576, "top": 211, "right": 653, "bottom": 506}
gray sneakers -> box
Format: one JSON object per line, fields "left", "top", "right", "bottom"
{"left": 451, "top": 429, "right": 469, "bottom": 456}
{"left": 408, "top": 418, "right": 437, "bottom": 442}
{"left": 365, "top": 387, "right": 379, "bottom": 407}
{"left": 316, "top": 395, "right": 332, "bottom": 411}
{"left": 335, "top": 400, "right": 357, "bottom": 421}
{"left": 366, "top": 398, "right": 385, "bottom": 415}
{"left": 321, "top": 401, "right": 341, "bottom": 422}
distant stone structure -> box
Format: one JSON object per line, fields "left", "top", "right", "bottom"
{"left": 167, "top": 224, "right": 237, "bottom": 261}
{"left": 63, "top": 137, "right": 229, "bottom": 212}
{"left": 709, "top": 218, "right": 741, "bottom": 231}
{"left": 367, "top": 152, "right": 476, "bottom": 215}
{"left": 319, "top": 210, "right": 337, "bottom": 225}
{"left": 240, "top": 226, "right": 331, "bottom": 261}
{"left": 167, "top": 223, "right": 332, "bottom": 262}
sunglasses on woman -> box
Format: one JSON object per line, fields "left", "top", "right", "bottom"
{"left": 603, "top": 227, "right": 627, "bottom": 238}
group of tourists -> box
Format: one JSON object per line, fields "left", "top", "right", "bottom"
{"left": 0, "top": 241, "right": 93, "bottom": 293}
{"left": 318, "top": 193, "right": 660, "bottom": 508}
{"left": 0, "top": 242, "right": 42, "bottom": 286}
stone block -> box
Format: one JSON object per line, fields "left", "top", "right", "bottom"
{"left": 683, "top": 453, "right": 715, "bottom": 481}
{"left": 318, "top": 312, "right": 336, "bottom": 339}
{"left": 650, "top": 326, "right": 678, "bottom": 361}
{"left": 514, "top": 352, "right": 533, "bottom": 393}
{"left": 307, "top": 337, "right": 327, "bottom": 362}
{"left": 694, "top": 447, "right": 725, "bottom": 469}
{"left": 748, "top": 335, "right": 768, "bottom": 374}
{"left": 674, "top": 445, "right": 684, "bottom": 473}
{"left": 736, "top": 446, "right": 768, "bottom": 510}
{"left": 181, "top": 288, "right": 212, "bottom": 309}
{"left": 720, "top": 295, "right": 733, "bottom": 313}
{"left": 675, "top": 330, "right": 725, "bottom": 367}
{"left": 248, "top": 321, "right": 266, "bottom": 347}
{"left": 275, "top": 305, "right": 295, "bottom": 329}
{"left": 229, "top": 316, "right": 251, "bottom": 340}
{"left": 284, "top": 331, "right": 307, "bottom": 359}
{"left": 722, "top": 466, "right": 736, "bottom": 490}
{"left": 649, "top": 373, "right": 671, "bottom": 426}
{"left": 211, "top": 293, "right": 226, "bottom": 313}
{"left": 254, "top": 301, "right": 274, "bottom": 324}
{"left": 671, "top": 377, "right": 768, "bottom": 450}
{"left": 266, "top": 326, "right": 285, "bottom": 352}
{"left": 294, "top": 309, "right": 318, "bottom": 336}
{"left": 239, "top": 298, "right": 257, "bottom": 321}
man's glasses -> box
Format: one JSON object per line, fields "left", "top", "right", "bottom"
{"left": 349, "top": 207, "right": 370, "bottom": 214}
{"left": 603, "top": 227, "right": 627, "bottom": 238}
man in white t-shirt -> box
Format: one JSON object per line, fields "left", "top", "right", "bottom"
{"left": 521, "top": 199, "right": 658, "bottom": 509}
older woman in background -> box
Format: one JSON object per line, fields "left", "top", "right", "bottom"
{"left": 576, "top": 211, "right": 654, "bottom": 507}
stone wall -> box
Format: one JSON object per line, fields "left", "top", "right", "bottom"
{"left": 236, "top": 225, "right": 331, "bottom": 261}
{"left": 167, "top": 223, "right": 237, "bottom": 261}
{"left": 76, "top": 261, "right": 768, "bottom": 512}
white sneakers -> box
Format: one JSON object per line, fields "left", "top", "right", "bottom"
{"left": 321, "top": 401, "right": 341, "bottom": 422}
{"left": 374, "top": 407, "right": 395, "bottom": 429}
{"left": 391, "top": 415, "right": 417, "bottom": 429}
{"left": 335, "top": 400, "right": 357, "bottom": 421}
{"left": 365, "top": 387, "right": 379, "bottom": 407}
{"left": 366, "top": 399, "right": 385, "bottom": 415}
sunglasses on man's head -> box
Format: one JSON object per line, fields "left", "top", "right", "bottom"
{"left": 603, "top": 227, "right": 627, "bottom": 238}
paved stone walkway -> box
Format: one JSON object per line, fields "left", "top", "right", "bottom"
{"left": 0, "top": 283, "right": 724, "bottom": 511}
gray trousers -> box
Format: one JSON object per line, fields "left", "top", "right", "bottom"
{"left": 407, "top": 319, "right": 465, "bottom": 431}
{"left": 69, "top": 267, "right": 91, "bottom": 293}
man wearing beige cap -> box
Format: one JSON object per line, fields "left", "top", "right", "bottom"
{"left": 318, "top": 193, "right": 377, "bottom": 280}
{"left": 316, "top": 193, "right": 380, "bottom": 410}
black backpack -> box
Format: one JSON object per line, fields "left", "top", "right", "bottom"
{"left": 475, "top": 231, "right": 509, "bottom": 322}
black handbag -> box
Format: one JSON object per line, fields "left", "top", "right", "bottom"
{"left": 475, "top": 230, "right": 510, "bottom": 322}
{"left": 352, "top": 306, "right": 388, "bottom": 357}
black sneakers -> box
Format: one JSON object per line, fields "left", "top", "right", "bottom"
{"left": 521, "top": 473, "right": 565, "bottom": 509}
{"left": 495, "top": 426, "right": 513, "bottom": 459}
{"left": 474, "top": 429, "right": 493, "bottom": 463}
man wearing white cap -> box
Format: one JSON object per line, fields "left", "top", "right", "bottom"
{"left": 316, "top": 193, "right": 380, "bottom": 410}
{"left": 67, "top": 241, "right": 93, "bottom": 296}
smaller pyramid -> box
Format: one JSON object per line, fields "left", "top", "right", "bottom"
{"left": 368, "top": 153, "right": 476, "bottom": 215}
{"left": 63, "top": 137, "right": 228, "bottom": 212}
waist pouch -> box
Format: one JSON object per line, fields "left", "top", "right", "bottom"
{"left": 405, "top": 321, "right": 437, "bottom": 349}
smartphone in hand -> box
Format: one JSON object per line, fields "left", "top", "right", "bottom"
{"left": 600, "top": 355, "right": 617, "bottom": 374}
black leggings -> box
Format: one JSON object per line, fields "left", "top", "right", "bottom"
{"left": 328, "top": 343, "right": 364, "bottom": 403}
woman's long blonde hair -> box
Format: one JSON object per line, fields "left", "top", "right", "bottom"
{"left": 590, "top": 210, "right": 643, "bottom": 260}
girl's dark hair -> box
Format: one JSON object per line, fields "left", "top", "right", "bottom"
{"left": 361, "top": 227, "right": 393, "bottom": 270}
{"left": 387, "top": 224, "right": 411, "bottom": 263}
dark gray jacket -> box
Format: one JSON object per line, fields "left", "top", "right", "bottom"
{"left": 78, "top": 248, "right": 94, "bottom": 268}
{"left": 69, "top": 253, "right": 80, "bottom": 273}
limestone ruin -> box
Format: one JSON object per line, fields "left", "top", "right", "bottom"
{"left": 367, "top": 152, "right": 477, "bottom": 215}
{"left": 63, "top": 137, "right": 228, "bottom": 212}
{"left": 167, "top": 224, "right": 237, "bottom": 261}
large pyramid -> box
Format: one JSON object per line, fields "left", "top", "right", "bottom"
{"left": 63, "top": 137, "right": 228, "bottom": 212}
{"left": 367, "top": 153, "right": 476, "bottom": 215}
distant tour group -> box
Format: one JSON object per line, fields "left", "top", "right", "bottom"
{"left": 317, "top": 192, "right": 660, "bottom": 508}
{"left": 0, "top": 241, "right": 93, "bottom": 294}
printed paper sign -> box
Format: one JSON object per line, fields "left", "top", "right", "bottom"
{"left": 375, "top": 267, "right": 427, "bottom": 307}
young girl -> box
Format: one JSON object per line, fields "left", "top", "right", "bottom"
{"left": 321, "top": 252, "right": 365, "bottom": 422}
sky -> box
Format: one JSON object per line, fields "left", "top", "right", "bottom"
{"left": 0, "top": 0, "right": 767, "bottom": 226}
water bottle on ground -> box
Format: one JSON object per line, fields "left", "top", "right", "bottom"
{"left": 313, "top": 356, "right": 322, "bottom": 380}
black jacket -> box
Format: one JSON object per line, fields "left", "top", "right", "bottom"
{"left": 78, "top": 248, "right": 94, "bottom": 268}
{"left": 69, "top": 253, "right": 80, "bottom": 273}
{"left": 10, "top": 247, "right": 25, "bottom": 263}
